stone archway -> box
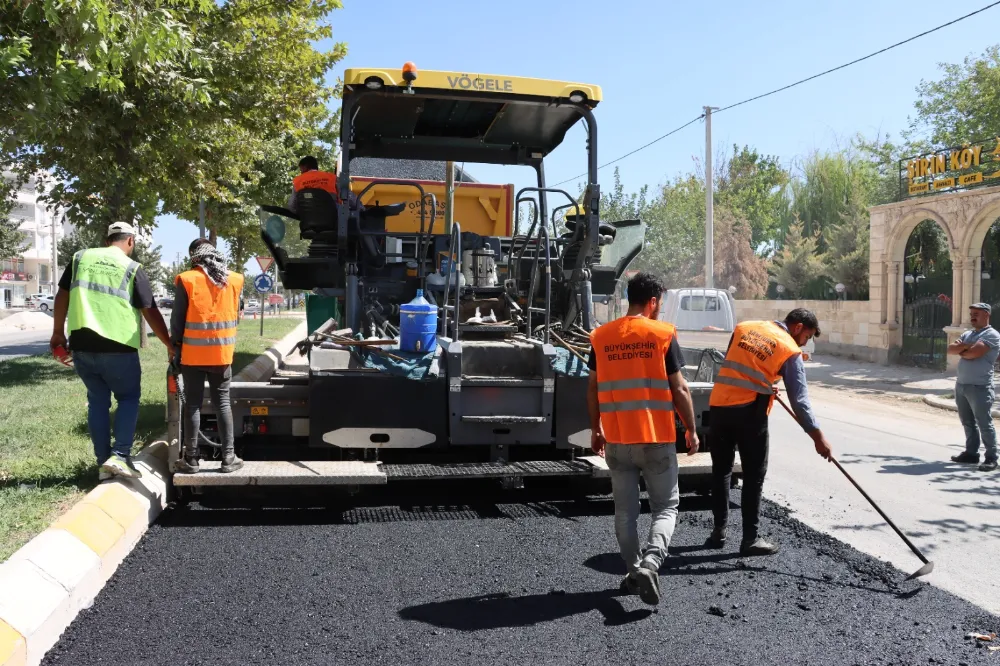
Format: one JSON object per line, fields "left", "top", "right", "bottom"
{"left": 869, "top": 184, "right": 1000, "bottom": 368}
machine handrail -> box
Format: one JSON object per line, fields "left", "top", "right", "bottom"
{"left": 524, "top": 223, "right": 552, "bottom": 344}
{"left": 353, "top": 180, "right": 437, "bottom": 283}
{"left": 439, "top": 221, "right": 463, "bottom": 340}
{"left": 512, "top": 187, "right": 577, "bottom": 285}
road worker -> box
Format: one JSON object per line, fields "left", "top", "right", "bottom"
{"left": 50, "top": 222, "right": 171, "bottom": 480}
{"left": 707, "top": 308, "right": 833, "bottom": 556}
{"left": 287, "top": 155, "right": 338, "bottom": 213}
{"left": 171, "top": 239, "right": 245, "bottom": 474}
{"left": 587, "top": 272, "right": 700, "bottom": 606}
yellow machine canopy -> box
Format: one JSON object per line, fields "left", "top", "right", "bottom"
{"left": 341, "top": 66, "right": 602, "bottom": 166}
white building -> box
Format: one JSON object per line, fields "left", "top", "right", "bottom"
{"left": 1, "top": 172, "right": 70, "bottom": 308}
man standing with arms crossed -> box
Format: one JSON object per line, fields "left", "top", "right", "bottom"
{"left": 707, "top": 309, "right": 833, "bottom": 556}
{"left": 948, "top": 303, "right": 1000, "bottom": 472}
{"left": 50, "top": 222, "right": 171, "bottom": 479}
{"left": 587, "top": 272, "right": 700, "bottom": 606}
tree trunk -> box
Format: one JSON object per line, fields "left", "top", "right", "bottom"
{"left": 209, "top": 227, "right": 217, "bottom": 246}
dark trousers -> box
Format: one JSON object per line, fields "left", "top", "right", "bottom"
{"left": 180, "top": 366, "right": 234, "bottom": 453}
{"left": 708, "top": 396, "right": 770, "bottom": 543}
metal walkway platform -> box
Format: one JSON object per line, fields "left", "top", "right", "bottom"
{"left": 172, "top": 460, "right": 386, "bottom": 486}
{"left": 171, "top": 451, "right": 735, "bottom": 487}
{"left": 381, "top": 460, "right": 594, "bottom": 480}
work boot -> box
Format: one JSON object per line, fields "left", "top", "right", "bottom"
{"left": 979, "top": 460, "right": 998, "bottom": 472}
{"left": 740, "top": 537, "right": 780, "bottom": 557}
{"left": 174, "top": 456, "right": 200, "bottom": 474}
{"left": 951, "top": 452, "right": 980, "bottom": 464}
{"left": 706, "top": 526, "right": 727, "bottom": 549}
{"left": 101, "top": 454, "right": 142, "bottom": 479}
{"left": 619, "top": 573, "right": 641, "bottom": 596}
{"left": 220, "top": 450, "right": 244, "bottom": 473}
{"left": 632, "top": 560, "right": 660, "bottom": 606}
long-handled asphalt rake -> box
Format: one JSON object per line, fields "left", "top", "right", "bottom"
{"left": 774, "top": 394, "right": 934, "bottom": 580}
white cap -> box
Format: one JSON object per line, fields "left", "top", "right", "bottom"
{"left": 107, "top": 221, "right": 136, "bottom": 237}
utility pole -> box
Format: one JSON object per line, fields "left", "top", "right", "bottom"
{"left": 50, "top": 210, "right": 60, "bottom": 293}
{"left": 198, "top": 194, "right": 206, "bottom": 240}
{"left": 444, "top": 161, "right": 455, "bottom": 236}
{"left": 704, "top": 106, "right": 719, "bottom": 289}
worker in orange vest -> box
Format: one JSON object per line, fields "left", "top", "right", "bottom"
{"left": 287, "top": 155, "right": 338, "bottom": 213}
{"left": 587, "top": 272, "right": 699, "bottom": 606}
{"left": 707, "top": 309, "right": 833, "bottom": 556}
{"left": 170, "top": 239, "right": 245, "bottom": 474}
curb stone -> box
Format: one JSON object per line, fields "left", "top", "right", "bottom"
{"left": 0, "top": 322, "right": 306, "bottom": 666}
{"left": 922, "top": 393, "right": 1000, "bottom": 418}
{"left": 233, "top": 320, "right": 307, "bottom": 383}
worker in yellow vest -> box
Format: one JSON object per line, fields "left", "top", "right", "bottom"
{"left": 587, "top": 272, "right": 699, "bottom": 606}
{"left": 170, "top": 239, "right": 245, "bottom": 474}
{"left": 50, "top": 222, "right": 171, "bottom": 480}
{"left": 707, "top": 309, "right": 833, "bottom": 556}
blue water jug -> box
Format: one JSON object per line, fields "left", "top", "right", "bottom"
{"left": 399, "top": 289, "right": 438, "bottom": 353}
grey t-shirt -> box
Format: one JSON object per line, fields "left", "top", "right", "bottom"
{"left": 957, "top": 325, "right": 1000, "bottom": 386}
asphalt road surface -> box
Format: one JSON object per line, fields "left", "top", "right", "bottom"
{"left": 0, "top": 329, "right": 50, "bottom": 361}
{"left": 769, "top": 386, "right": 1000, "bottom": 616}
{"left": 45, "top": 483, "right": 997, "bottom": 665}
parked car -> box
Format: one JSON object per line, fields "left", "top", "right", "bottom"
{"left": 158, "top": 296, "right": 175, "bottom": 309}
{"left": 245, "top": 299, "right": 261, "bottom": 312}
{"left": 35, "top": 294, "right": 55, "bottom": 312}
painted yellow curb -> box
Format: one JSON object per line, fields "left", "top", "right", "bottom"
{"left": 50, "top": 504, "right": 124, "bottom": 559}
{"left": 82, "top": 484, "right": 145, "bottom": 531}
{"left": 0, "top": 619, "right": 26, "bottom": 666}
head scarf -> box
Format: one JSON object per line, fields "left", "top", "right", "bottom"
{"left": 191, "top": 242, "right": 229, "bottom": 288}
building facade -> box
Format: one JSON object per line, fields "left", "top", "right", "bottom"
{"left": 1, "top": 172, "right": 70, "bottom": 308}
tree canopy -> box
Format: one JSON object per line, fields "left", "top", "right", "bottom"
{"left": 2, "top": 0, "right": 345, "bottom": 239}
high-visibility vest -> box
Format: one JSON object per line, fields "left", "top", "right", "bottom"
{"left": 590, "top": 316, "right": 677, "bottom": 445}
{"left": 67, "top": 247, "right": 142, "bottom": 349}
{"left": 709, "top": 320, "right": 801, "bottom": 413}
{"left": 176, "top": 268, "right": 244, "bottom": 366}
{"left": 293, "top": 170, "right": 338, "bottom": 196}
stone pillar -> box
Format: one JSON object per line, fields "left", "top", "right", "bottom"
{"left": 886, "top": 261, "right": 900, "bottom": 325}
{"left": 962, "top": 258, "right": 975, "bottom": 326}
{"left": 951, "top": 255, "right": 963, "bottom": 327}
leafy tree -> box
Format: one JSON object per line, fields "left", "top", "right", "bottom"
{"left": 0, "top": 176, "right": 26, "bottom": 259}
{"left": 908, "top": 45, "right": 1000, "bottom": 147}
{"left": 599, "top": 168, "right": 650, "bottom": 224}
{"left": 3, "top": 0, "right": 346, "bottom": 240}
{"left": 636, "top": 174, "right": 704, "bottom": 288}
{"left": 57, "top": 227, "right": 164, "bottom": 287}
{"left": 768, "top": 219, "right": 824, "bottom": 298}
{"left": 822, "top": 201, "right": 870, "bottom": 298}
{"left": 711, "top": 206, "right": 769, "bottom": 299}
{"left": 715, "top": 145, "right": 788, "bottom": 252}
{"left": 903, "top": 219, "right": 951, "bottom": 278}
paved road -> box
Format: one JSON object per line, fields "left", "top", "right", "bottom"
{"left": 43, "top": 390, "right": 1000, "bottom": 665}
{"left": 0, "top": 329, "right": 49, "bottom": 361}
{"left": 768, "top": 386, "right": 1000, "bottom": 615}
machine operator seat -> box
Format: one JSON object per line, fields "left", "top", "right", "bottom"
{"left": 295, "top": 188, "right": 340, "bottom": 240}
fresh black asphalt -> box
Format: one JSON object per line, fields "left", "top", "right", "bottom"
{"left": 44, "top": 482, "right": 999, "bottom": 665}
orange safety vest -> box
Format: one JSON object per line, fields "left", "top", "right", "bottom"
{"left": 293, "top": 170, "right": 338, "bottom": 196}
{"left": 590, "top": 316, "right": 677, "bottom": 445}
{"left": 176, "top": 268, "right": 244, "bottom": 366}
{"left": 709, "top": 320, "right": 801, "bottom": 413}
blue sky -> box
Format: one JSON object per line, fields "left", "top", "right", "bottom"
{"left": 153, "top": 0, "right": 1000, "bottom": 267}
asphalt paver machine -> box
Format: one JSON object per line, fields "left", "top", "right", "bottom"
{"left": 166, "top": 64, "right": 728, "bottom": 494}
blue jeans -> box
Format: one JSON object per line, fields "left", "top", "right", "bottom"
{"left": 605, "top": 443, "right": 680, "bottom": 574}
{"left": 73, "top": 351, "right": 142, "bottom": 464}
{"left": 955, "top": 382, "right": 997, "bottom": 462}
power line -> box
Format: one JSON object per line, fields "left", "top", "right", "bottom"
{"left": 550, "top": 0, "right": 1000, "bottom": 187}
{"left": 715, "top": 0, "right": 1000, "bottom": 115}
{"left": 551, "top": 114, "right": 704, "bottom": 187}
